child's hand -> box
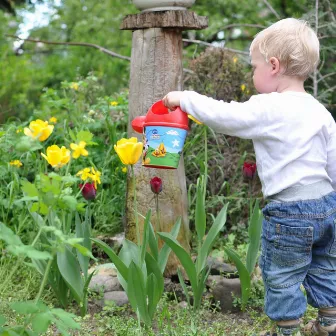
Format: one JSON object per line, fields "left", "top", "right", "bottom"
{"left": 162, "top": 91, "right": 184, "bottom": 110}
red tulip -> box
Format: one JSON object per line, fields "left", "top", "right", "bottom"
{"left": 79, "top": 183, "right": 96, "bottom": 201}
{"left": 243, "top": 162, "right": 257, "bottom": 180}
{"left": 150, "top": 177, "right": 162, "bottom": 194}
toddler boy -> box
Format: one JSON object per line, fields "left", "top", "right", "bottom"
{"left": 163, "top": 18, "right": 336, "bottom": 336}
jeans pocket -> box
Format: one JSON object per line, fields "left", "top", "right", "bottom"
{"left": 329, "top": 218, "right": 336, "bottom": 256}
{"left": 270, "top": 223, "right": 313, "bottom": 267}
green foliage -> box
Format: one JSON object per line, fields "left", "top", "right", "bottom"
{"left": 223, "top": 199, "right": 263, "bottom": 309}
{"left": 159, "top": 175, "right": 229, "bottom": 313}
{"left": 92, "top": 211, "right": 181, "bottom": 327}
{"left": 0, "top": 223, "right": 52, "bottom": 260}
{"left": 0, "top": 300, "right": 80, "bottom": 336}
{"left": 0, "top": 74, "right": 128, "bottom": 235}
{"left": 0, "top": 1, "right": 134, "bottom": 119}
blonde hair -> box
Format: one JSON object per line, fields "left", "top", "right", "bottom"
{"left": 250, "top": 18, "right": 320, "bottom": 79}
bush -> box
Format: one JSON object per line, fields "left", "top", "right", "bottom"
{"left": 184, "top": 48, "right": 262, "bottom": 242}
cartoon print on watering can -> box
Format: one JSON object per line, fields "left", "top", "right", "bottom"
{"left": 131, "top": 100, "right": 189, "bottom": 169}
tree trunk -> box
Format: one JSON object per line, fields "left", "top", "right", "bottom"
{"left": 122, "top": 10, "right": 207, "bottom": 276}
{"left": 126, "top": 28, "right": 189, "bottom": 276}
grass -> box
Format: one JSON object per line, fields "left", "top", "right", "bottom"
{"left": 0, "top": 256, "right": 320, "bottom": 336}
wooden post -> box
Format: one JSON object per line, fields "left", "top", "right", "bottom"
{"left": 121, "top": 10, "right": 207, "bottom": 276}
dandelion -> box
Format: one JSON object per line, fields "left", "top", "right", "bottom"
{"left": 110, "top": 101, "right": 118, "bottom": 106}
{"left": 24, "top": 119, "right": 54, "bottom": 142}
{"left": 9, "top": 160, "right": 23, "bottom": 167}
{"left": 90, "top": 167, "right": 101, "bottom": 189}
{"left": 49, "top": 117, "right": 57, "bottom": 124}
{"left": 76, "top": 167, "right": 101, "bottom": 189}
{"left": 70, "top": 141, "right": 89, "bottom": 159}
{"left": 233, "top": 57, "right": 238, "bottom": 64}
{"left": 70, "top": 82, "right": 79, "bottom": 90}
{"left": 41, "top": 145, "right": 70, "bottom": 169}
{"left": 241, "top": 84, "right": 246, "bottom": 92}
{"left": 16, "top": 129, "right": 22, "bottom": 134}
{"left": 76, "top": 168, "right": 92, "bottom": 181}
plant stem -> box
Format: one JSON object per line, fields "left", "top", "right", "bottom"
{"left": 31, "top": 227, "right": 43, "bottom": 247}
{"left": 0, "top": 261, "right": 21, "bottom": 294}
{"left": 155, "top": 194, "right": 161, "bottom": 232}
{"left": 249, "top": 181, "right": 253, "bottom": 218}
{"left": 35, "top": 253, "right": 55, "bottom": 303}
{"left": 131, "top": 165, "right": 140, "bottom": 246}
{"left": 137, "top": 309, "right": 142, "bottom": 335}
{"left": 203, "top": 126, "right": 208, "bottom": 201}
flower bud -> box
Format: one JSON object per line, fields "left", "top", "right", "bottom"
{"left": 243, "top": 162, "right": 257, "bottom": 180}
{"left": 79, "top": 183, "right": 96, "bottom": 201}
{"left": 150, "top": 177, "right": 162, "bottom": 194}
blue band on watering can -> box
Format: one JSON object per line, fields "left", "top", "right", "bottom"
{"left": 142, "top": 126, "right": 187, "bottom": 169}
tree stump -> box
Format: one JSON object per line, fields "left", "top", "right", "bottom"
{"left": 121, "top": 10, "right": 208, "bottom": 276}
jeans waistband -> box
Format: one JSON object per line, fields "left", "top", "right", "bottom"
{"left": 268, "top": 180, "right": 334, "bottom": 202}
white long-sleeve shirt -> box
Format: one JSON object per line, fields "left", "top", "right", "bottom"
{"left": 180, "top": 91, "right": 336, "bottom": 198}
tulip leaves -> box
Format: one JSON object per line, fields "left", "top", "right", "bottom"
{"left": 158, "top": 176, "right": 229, "bottom": 312}
{"left": 223, "top": 199, "right": 263, "bottom": 308}
{"left": 92, "top": 209, "right": 181, "bottom": 326}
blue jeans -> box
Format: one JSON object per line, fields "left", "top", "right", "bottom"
{"left": 260, "top": 191, "right": 336, "bottom": 321}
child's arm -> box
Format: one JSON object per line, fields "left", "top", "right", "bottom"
{"left": 326, "top": 121, "right": 336, "bottom": 190}
{"left": 163, "top": 91, "right": 266, "bottom": 139}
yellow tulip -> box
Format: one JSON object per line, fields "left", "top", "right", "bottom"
{"left": 122, "top": 167, "right": 127, "bottom": 173}
{"left": 24, "top": 119, "right": 54, "bottom": 142}
{"left": 70, "top": 141, "right": 89, "bottom": 159}
{"left": 188, "top": 114, "right": 203, "bottom": 125}
{"left": 114, "top": 137, "right": 143, "bottom": 165}
{"left": 41, "top": 145, "right": 70, "bottom": 168}
{"left": 9, "top": 160, "right": 23, "bottom": 167}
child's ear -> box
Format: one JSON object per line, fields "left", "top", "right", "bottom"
{"left": 269, "top": 57, "right": 280, "bottom": 75}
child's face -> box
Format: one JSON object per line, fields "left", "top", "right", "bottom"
{"left": 250, "top": 49, "right": 277, "bottom": 94}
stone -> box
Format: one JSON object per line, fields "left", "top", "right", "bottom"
{"left": 103, "top": 291, "right": 129, "bottom": 307}
{"left": 88, "top": 263, "right": 118, "bottom": 277}
{"left": 207, "top": 276, "right": 241, "bottom": 312}
{"left": 178, "top": 301, "right": 188, "bottom": 309}
{"left": 164, "top": 277, "right": 187, "bottom": 301}
{"left": 89, "top": 274, "right": 122, "bottom": 293}
{"left": 92, "top": 233, "right": 125, "bottom": 259}
{"left": 207, "top": 256, "right": 237, "bottom": 276}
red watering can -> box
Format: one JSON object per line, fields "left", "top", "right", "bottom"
{"left": 132, "top": 100, "right": 189, "bottom": 169}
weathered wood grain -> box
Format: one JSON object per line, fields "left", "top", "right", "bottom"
{"left": 126, "top": 28, "right": 190, "bottom": 276}
{"left": 121, "top": 10, "right": 208, "bottom": 30}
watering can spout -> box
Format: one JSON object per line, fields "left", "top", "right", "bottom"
{"left": 132, "top": 116, "right": 146, "bottom": 133}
